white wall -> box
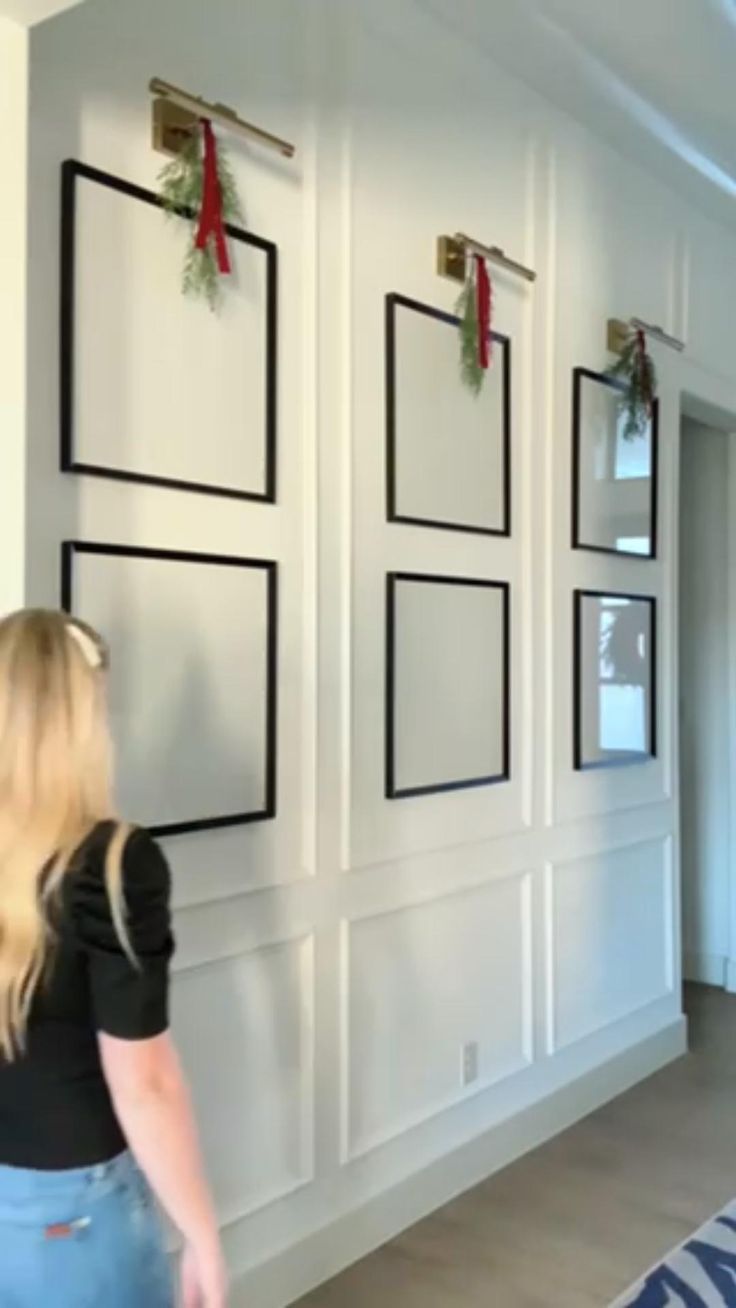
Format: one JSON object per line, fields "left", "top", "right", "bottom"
{"left": 26, "top": 0, "right": 736, "bottom": 1303}
{"left": 0, "top": 15, "right": 28, "bottom": 616}
{"left": 680, "top": 420, "right": 731, "bottom": 986}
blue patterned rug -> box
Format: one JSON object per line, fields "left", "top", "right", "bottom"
{"left": 613, "top": 1200, "right": 736, "bottom": 1305}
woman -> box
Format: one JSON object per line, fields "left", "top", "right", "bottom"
{"left": 0, "top": 609, "right": 227, "bottom": 1307}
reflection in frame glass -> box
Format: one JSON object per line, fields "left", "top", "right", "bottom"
{"left": 572, "top": 368, "right": 658, "bottom": 559}
{"left": 573, "top": 589, "right": 656, "bottom": 771}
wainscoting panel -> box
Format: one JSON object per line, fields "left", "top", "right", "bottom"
{"left": 344, "top": 873, "right": 533, "bottom": 1160}
{"left": 171, "top": 935, "right": 314, "bottom": 1225}
{"left": 547, "top": 839, "right": 674, "bottom": 1054}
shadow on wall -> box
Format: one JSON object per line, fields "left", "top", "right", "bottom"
{"left": 110, "top": 639, "right": 266, "bottom": 835}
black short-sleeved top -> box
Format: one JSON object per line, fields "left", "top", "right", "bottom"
{"left": 0, "top": 822, "right": 174, "bottom": 1171}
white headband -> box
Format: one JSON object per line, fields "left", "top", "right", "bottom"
{"left": 66, "top": 621, "right": 104, "bottom": 670}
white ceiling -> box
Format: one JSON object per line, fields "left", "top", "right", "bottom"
{"left": 419, "top": 0, "right": 736, "bottom": 228}
{"left": 0, "top": 0, "right": 84, "bottom": 26}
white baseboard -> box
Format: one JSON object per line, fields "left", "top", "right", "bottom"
{"left": 683, "top": 950, "right": 727, "bottom": 988}
{"left": 726, "top": 959, "right": 736, "bottom": 994}
{"left": 234, "top": 1016, "right": 687, "bottom": 1308}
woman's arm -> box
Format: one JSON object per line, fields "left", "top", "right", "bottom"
{"left": 78, "top": 827, "right": 224, "bottom": 1302}
{"left": 100, "top": 1029, "right": 227, "bottom": 1307}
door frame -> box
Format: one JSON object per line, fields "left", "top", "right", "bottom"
{"left": 679, "top": 392, "right": 736, "bottom": 991}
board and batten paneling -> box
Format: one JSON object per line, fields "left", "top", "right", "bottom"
{"left": 347, "top": 6, "right": 533, "bottom": 871}
{"left": 27, "top": 0, "right": 736, "bottom": 1300}
{"left": 27, "top": 0, "right": 318, "bottom": 1281}
{"left": 28, "top": 0, "right": 314, "bottom": 915}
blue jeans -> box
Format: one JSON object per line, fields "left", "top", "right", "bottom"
{"left": 0, "top": 1151, "right": 175, "bottom": 1306}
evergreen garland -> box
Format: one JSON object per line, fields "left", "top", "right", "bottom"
{"left": 158, "top": 129, "right": 244, "bottom": 310}
{"left": 456, "top": 276, "right": 484, "bottom": 396}
{"left": 608, "top": 328, "right": 657, "bottom": 440}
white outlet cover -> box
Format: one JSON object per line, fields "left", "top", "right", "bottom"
{"left": 462, "top": 1041, "right": 480, "bottom": 1087}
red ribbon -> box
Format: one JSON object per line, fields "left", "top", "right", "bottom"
{"left": 475, "top": 254, "right": 492, "bottom": 370}
{"left": 195, "top": 119, "right": 231, "bottom": 275}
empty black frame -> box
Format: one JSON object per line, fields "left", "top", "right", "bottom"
{"left": 386, "top": 571, "right": 511, "bottom": 799}
{"left": 572, "top": 367, "right": 659, "bottom": 559}
{"left": 386, "top": 293, "right": 512, "bottom": 536}
{"left": 62, "top": 540, "right": 278, "bottom": 837}
{"left": 60, "top": 160, "right": 278, "bottom": 503}
{"left": 573, "top": 588, "right": 657, "bottom": 772}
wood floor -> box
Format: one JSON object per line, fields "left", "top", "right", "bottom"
{"left": 296, "top": 986, "right": 736, "bottom": 1307}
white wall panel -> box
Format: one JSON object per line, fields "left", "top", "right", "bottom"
{"left": 28, "top": 0, "right": 315, "bottom": 901}
{"left": 345, "top": 874, "right": 532, "bottom": 1159}
{"left": 67, "top": 164, "right": 274, "bottom": 499}
{"left": 547, "top": 840, "right": 673, "bottom": 1054}
{"left": 388, "top": 296, "right": 510, "bottom": 534}
{"left": 67, "top": 545, "right": 275, "bottom": 834}
{"left": 347, "top": 8, "right": 535, "bottom": 868}
{"left": 555, "top": 126, "right": 679, "bottom": 326}
{"left": 171, "top": 936, "right": 314, "bottom": 1224}
{"left": 686, "top": 211, "right": 736, "bottom": 382}
{"left": 388, "top": 574, "right": 509, "bottom": 797}
{"left": 0, "top": 16, "right": 27, "bottom": 616}
{"left": 546, "top": 118, "right": 679, "bottom": 837}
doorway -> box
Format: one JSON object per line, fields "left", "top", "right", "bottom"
{"left": 679, "top": 407, "right": 735, "bottom": 989}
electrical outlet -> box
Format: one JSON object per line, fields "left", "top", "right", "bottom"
{"left": 461, "top": 1041, "right": 479, "bottom": 1087}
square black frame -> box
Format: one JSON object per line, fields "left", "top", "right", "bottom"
{"left": 573, "top": 588, "right": 657, "bottom": 772}
{"left": 62, "top": 540, "right": 278, "bottom": 837}
{"left": 60, "top": 160, "right": 278, "bottom": 504}
{"left": 386, "top": 571, "right": 511, "bottom": 799}
{"left": 386, "top": 293, "right": 512, "bottom": 537}
{"left": 572, "top": 367, "right": 659, "bottom": 559}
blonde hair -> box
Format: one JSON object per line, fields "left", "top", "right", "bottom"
{"left": 0, "top": 609, "right": 128, "bottom": 1059}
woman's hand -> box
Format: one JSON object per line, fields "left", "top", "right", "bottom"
{"left": 180, "top": 1239, "right": 229, "bottom": 1308}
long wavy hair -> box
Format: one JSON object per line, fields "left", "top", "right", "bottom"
{"left": 0, "top": 609, "right": 128, "bottom": 1059}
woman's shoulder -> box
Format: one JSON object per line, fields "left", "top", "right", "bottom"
{"left": 75, "top": 822, "right": 169, "bottom": 883}
{"left": 68, "top": 824, "right": 174, "bottom": 1032}
{"left": 70, "top": 823, "right": 171, "bottom": 942}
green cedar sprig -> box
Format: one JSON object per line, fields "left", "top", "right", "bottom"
{"left": 456, "top": 277, "right": 484, "bottom": 396}
{"left": 158, "top": 130, "right": 244, "bottom": 310}
{"left": 608, "top": 330, "right": 657, "bottom": 440}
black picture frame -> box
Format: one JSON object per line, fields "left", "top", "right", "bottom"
{"left": 386, "top": 294, "right": 512, "bottom": 537}
{"left": 60, "top": 160, "right": 278, "bottom": 503}
{"left": 386, "top": 571, "right": 511, "bottom": 799}
{"left": 62, "top": 540, "right": 278, "bottom": 836}
{"left": 573, "top": 588, "right": 657, "bottom": 772}
{"left": 572, "top": 367, "right": 659, "bottom": 559}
